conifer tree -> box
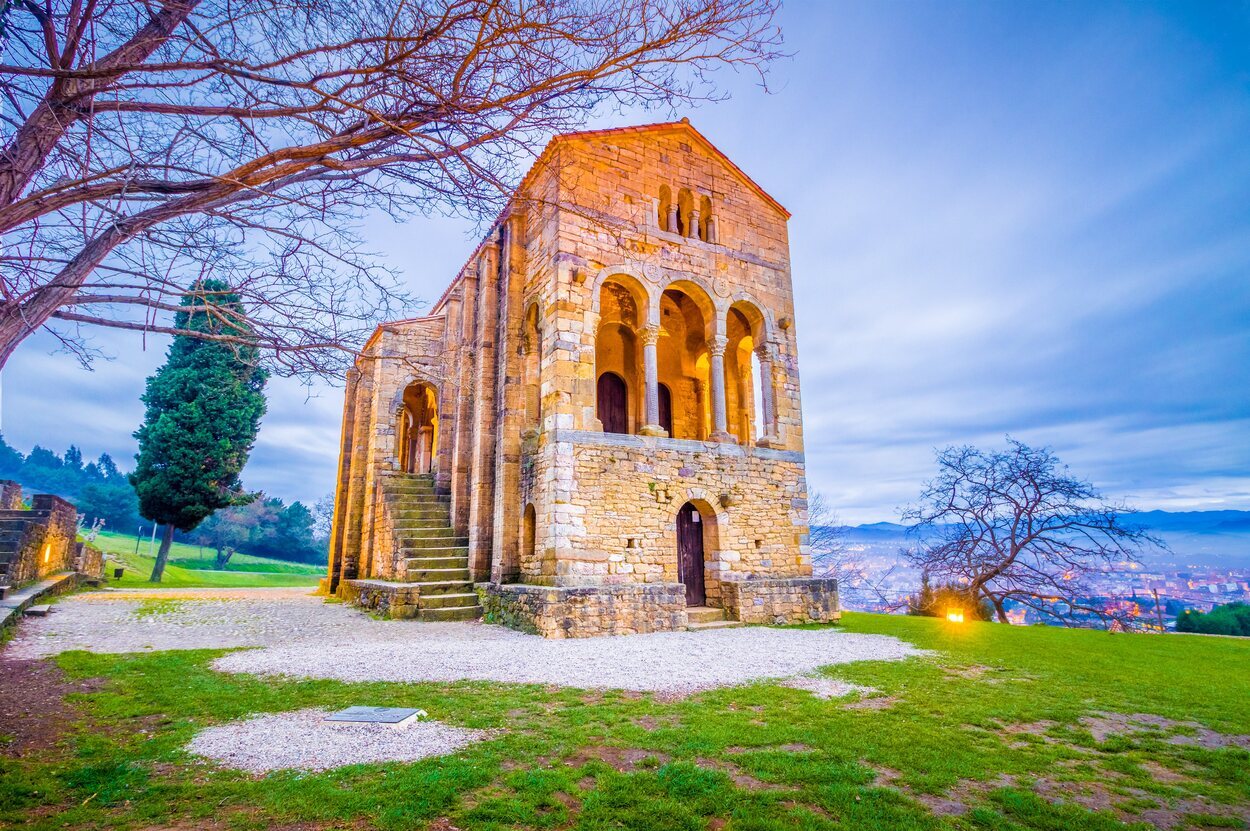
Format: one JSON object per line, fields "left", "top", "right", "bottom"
{"left": 130, "top": 281, "right": 267, "bottom": 582}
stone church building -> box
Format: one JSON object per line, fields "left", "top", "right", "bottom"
{"left": 324, "top": 120, "right": 838, "bottom": 637}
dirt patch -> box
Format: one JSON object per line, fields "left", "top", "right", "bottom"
{"left": 726, "top": 742, "right": 813, "bottom": 754}
{"left": 695, "top": 757, "right": 795, "bottom": 791}
{"left": 1079, "top": 712, "right": 1250, "bottom": 750}
{"left": 567, "top": 746, "right": 671, "bottom": 772}
{"left": 633, "top": 715, "right": 680, "bottom": 731}
{"left": 0, "top": 657, "right": 104, "bottom": 757}
{"left": 843, "top": 695, "right": 898, "bottom": 711}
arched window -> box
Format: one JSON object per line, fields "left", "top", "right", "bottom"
{"left": 397, "top": 381, "right": 438, "bottom": 473}
{"left": 698, "top": 195, "right": 713, "bottom": 242}
{"left": 725, "top": 301, "right": 772, "bottom": 446}
{"left": 522, "top": 302, "right": 542, "bottom": 433}
{"left": 594, "top": 278, "right": 645, "bottom": 433}
{"left": 522, "top": 503, "right": 536, "bottom": 570}
{"left": 658, "top": 185, "right": 673, "bottom": 232}
{"left": 656, "top": 282, "right": 714, "bottom": 440}
{"left": 677, "top": 188, "right": 694, "bottom": 237}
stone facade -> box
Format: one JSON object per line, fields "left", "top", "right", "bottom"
{"left": 327, "top": 121, "right": 838, "bottom": 635}
{"left": 0, "top": 484, "right": 88, "bottom": 588}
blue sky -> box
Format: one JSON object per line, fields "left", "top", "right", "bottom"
{"left": 3, "top": 0, "right": 1249, "bottom": 524}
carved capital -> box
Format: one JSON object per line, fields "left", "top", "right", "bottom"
{"left": 708, "top": 335, "right": 729, "bottom": 356}
{"left": 638, "top": 325, "right": 662, "bottom": 347}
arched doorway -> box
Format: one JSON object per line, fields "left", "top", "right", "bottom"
{"left": 676, "top": 501, "right": 706, "bottom": 606}
{"left": 597, "top": 371, "right": 628, "bottom": 435}
{"left": 398, "top": 381, "right": 438, "bottom": 474}
{"left": 658, "top": 383, "right": 673, "bottom": 437}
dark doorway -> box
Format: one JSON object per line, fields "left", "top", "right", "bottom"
{"left": 597, "top": 372, "right": 628, "bottom": 434}
{"left": 658, "top": 383, "right": 673, "bottom": 437}
{"left": 676, "top": 501, "right": 706, "bottom": 606}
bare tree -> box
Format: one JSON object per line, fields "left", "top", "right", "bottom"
{"left": 903, "top": 438, "right": 1161, "bottom": 627}
{"left": 0, "top": 0, "right": 781, "bottom": 377}
{"left": 808, "top": 490, "right": 902, "bottom": 612}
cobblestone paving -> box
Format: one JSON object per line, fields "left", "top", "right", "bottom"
{"left": 8, "top": 588, "right": 926, "bottom": 694}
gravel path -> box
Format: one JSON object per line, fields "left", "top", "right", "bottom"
{"left": 186, "top": 708, "right": 492, "bottom": 773}
{"left": 7, "top": 588, "right": 927, "bottom": 694}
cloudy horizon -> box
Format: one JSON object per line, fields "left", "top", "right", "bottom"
{"left": 3, "top": 1, "right": 1248, "bottom": 525}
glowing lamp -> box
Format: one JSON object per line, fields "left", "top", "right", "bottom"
{"left": 946, "top": 609, "right": 965, "bottom": 623}
{"left": 42, "top": 543, "right": 52, "bottom": 564}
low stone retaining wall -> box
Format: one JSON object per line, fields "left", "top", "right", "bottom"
{"left": 0, "top": 484, "right": 80, "bottom": 589}
{"left": 340, "top": 579, "right": 422, "bottom": 618}
{"left": 479, "top": 582, "right": 688, "bottom": 638}
{"left": 721, "top": 577, "right": 840, "bottom": 625}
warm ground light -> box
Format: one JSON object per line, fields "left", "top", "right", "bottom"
{"left": 2, "top": 611, "right": 1248, "bottom": 831}
{"left": 89, "top": 531, "right": 323, "bottom": 588}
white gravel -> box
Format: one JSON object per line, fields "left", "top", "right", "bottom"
{"left": 186, "top": 708, "right": 492, "bottom": 773}
{"left": 7, "top": 588, "right": 927, "bottom": 694}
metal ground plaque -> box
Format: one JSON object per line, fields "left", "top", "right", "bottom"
{"left": 325, "top": 706, "right": 421, "bottom": 726}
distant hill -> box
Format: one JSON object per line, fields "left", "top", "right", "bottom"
{"left": 826, "top": 509, "right": 1250, "bottom": 569}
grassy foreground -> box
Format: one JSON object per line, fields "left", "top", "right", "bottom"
{"left": 91, "top": 530, "right": 323, "bottom": 588}
{"left": 1, "top": 614, "right": 1248, "bottom": 831}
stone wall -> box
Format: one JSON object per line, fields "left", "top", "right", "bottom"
{"left": 524, "top": 431, "right": 810, "bottom": 600}
{"left": 0, "top": 489, "right": 79, "bottom": 588}
{"left": 479, "top": 582, "right": 688, "bottom": 638}
{"left": 721, "top": 577, "right": 840, "bottom": 625}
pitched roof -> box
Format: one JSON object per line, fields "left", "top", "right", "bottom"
{"left": 425, "top": 119, "right": 787, "bottom": 315}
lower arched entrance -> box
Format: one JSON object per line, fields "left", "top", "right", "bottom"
{"left": 676, "top": 501, "right": 706, "bottom": 606}
{"left": 398, "top": 381, "right": 438, "bottom": 474}
{"left": 597, "top": 371, "right": 628, "bottom": 434}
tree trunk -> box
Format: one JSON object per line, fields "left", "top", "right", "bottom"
{"left": 991, "top": 596, "right": 1009, "bottom": 624}
{"left": 149, "top": 524, "right": 175, "bottom": 582}
{"left": 214, "top": 546, "right": 234, "bottom": 570}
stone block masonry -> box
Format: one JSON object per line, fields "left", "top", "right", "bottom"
{"left": 326, "top": 120, "right": 843, "bottom": 636}
{"left": 0, "top": 484, "right": 80, "bottom": 588}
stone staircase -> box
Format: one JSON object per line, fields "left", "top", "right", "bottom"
{"left": 686, "top": 605, "right": 743, "bottom": 631}
{"left": 0, "top": 507, "right": 52, "bottom": 587}
{"left": 380, "top": 473, "right": 480, "bottom": 621}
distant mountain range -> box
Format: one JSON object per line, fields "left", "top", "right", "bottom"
{"left": 833, "top": 509, "right": 1250, "bottom": 569}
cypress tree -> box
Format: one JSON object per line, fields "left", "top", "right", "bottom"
{"left": 130, "top": 281, "right": 267, "bottom": 582}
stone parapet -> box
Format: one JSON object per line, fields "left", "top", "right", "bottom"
{"left": 720, "top": 577, "right": 840, "bottom": 625}
{"left": 479, "top": 582, "right": 688, "bottom": 638}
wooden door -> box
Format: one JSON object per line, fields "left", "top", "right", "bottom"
{"left": 658, "top": 383, "right": 673, "bottom": 437}
{"left": 597, "top": 372, "right": 628, "bottom": 434}
{"left": 677, "top": 502, "right": 706, "bottom": 606}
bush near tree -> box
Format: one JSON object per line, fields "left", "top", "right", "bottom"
{"left": 907, "top": 572, "right": 993, "bottom": 620}
{"left": 1177, "top": 603, "right": 1250, "bottom": 637}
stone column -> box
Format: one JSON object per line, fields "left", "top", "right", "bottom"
{"left": 666, "top": 203, "right": 678, "bottom": 234}
{"left": 638, "top": 325, "right": 666, "bottom": 436}
{"left": 707, "top": 215, "right": 718, "bottom": 244}
{"left": 709, "top": 335, "right": 734, "bottom": 442}
{"left": 689, "top": 209, "right": 701, "bottom": 240}
{"left": 756, "top": 342, "right": 779, "bottom": 447}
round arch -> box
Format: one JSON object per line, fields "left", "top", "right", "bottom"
{"left": 589, "top": 266, "right": 656, "bottom": 327}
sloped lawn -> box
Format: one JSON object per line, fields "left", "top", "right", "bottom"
{"left": 1, "top": 613, "right": 1247, "bottom": 831}
{"left": 91, "top": 531, "right": 322, "bottom": 588}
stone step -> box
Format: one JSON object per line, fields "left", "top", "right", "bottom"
{"left": 406, "top": 567, "right": 471, "bottom": 583}
{"left": 404, "top": 558, "right": 470, "bottom": 573}
{"left": 417, "top": 605, "right": 481, "bottom": 622}
{"left": 400, "top": 545, "right": 467, "bottom": 558}
{"left": 399, "top": 536, "right": 468, "bottom": 551}
{"left": 421, "top": 592, "right": 478, "bottom": 609}
{"left": 401, "top": 580, "right": 475, "bottom": 596}
{"left": 392, "top": 518, "right": 454, "bottom": 528}
{"left": 391, "top": 508, "right": 451, "bottom": 521}
{"left": 401, "top": 534, "right": 468, "bottom": 546}
{"left": 384, "top": 487, "right": 440, "bottom": 497}
{"left": 383, "top": 494, "right": 449, "bottom": 505}
{"left": 23, "top": 604, "right": 52, "bottom": 617}
{"left": 687, "top": 620, "right": 744, "bottom": 632}
{"left": 396, "top": 529, "right": 460, "bottom": 540}
{"left": 687, "top": 606, "right": 727, "bottom": 624}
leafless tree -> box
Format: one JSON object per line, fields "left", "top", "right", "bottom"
{"left": 808, "top": 490, "right": 903, "bottom": 612}
{"left": 902, "top": 438, "right": 1161, "bottom": 627}
{"left": 0, "top": 0, "right": 781, "bottom": 377}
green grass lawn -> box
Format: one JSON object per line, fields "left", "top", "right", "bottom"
{"left": 2, "top": 613, "right": 1248, "bottom": 831}
{"left": 91, "top": 530, "right": 323, "bottom": 588}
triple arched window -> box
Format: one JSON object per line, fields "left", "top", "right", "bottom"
{"left": 656, "top": 186, "right": 717, "bottom": 243}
